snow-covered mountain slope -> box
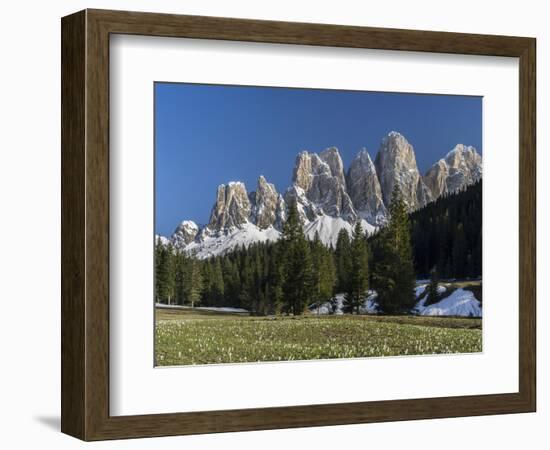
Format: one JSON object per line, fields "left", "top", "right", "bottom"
{"left": 303, "top": 216, "right": 375, "bottom": 247}
{"left": 171, "top": 220, "right": 199, "bottom": 247}
{"left": 155, "top": 234, "right": 171, "bottom": 246}
{"left": 160, "top": 131, "right": 482, "bottom": 258}
{"left": 183, "top": 215, "right": 374, "bottom": 258}
{"left": 185, "top": 222, "right": 281, "bottom": 259}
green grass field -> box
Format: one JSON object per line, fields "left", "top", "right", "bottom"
{"left": 155, "top": 308, "right": 482, "bottom": 366}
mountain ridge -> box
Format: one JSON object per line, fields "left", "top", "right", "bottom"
{"left": 162, "top": 131, "right": 482, "bottom": 258}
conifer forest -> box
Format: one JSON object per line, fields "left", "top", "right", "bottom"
{"left": 155, "top": 182, "right": 482, "bottom": 316}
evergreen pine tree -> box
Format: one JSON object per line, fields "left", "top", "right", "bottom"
{"left": 309, "top": 232, "right": 336, "bottom": 313}
{"left": 310, "top": 232, "right": 323, "bottom": 312}
{"left": 345, "top": 221, "right": 369, "bottom": 314}
{"left": 250, "top": 246, "right": 264, "bottom": 314}
{"left": 222, "top": 258, "right": 241, "bottom": 307}
{"left": 426, "top": 265, "right": 439, "bottom": 305}
{"left": 373, "top": 186, "right": 416, "bottom": 313}
{"left": 155, "top": 241, "right": 175, "bottom": 304}
{"left": 174, "top": 251, "right": 187, "bottom": 305}
{"left": 201, "top": 260, "right": 213, "bottom": 306}
{"left": 334, "top": 228, "right": 352, "bottom": 293}
{"left": 154, "top": 237, "right": 164, "bottom": 303}
{"left": 281, "top": 202, "right": 313, "bottom": 315}
{"left": 452, "top": 223, "right": 467, "bottom": 279}
{"left": 267, "top": 244, "right": 284, "bottom": 314}
{"left": 184, "top": 257, "right": 203, "bottom": 308}
{"left": 320, "top": 245, "right": 336, "bottom": 305}
{"left": 166, "top": 244, "right": 176, "bottom": 304}
{"left": 211, "top": 258, "right": 225, "bottom": 306}
{"left": 238, "top": 253, "right": 254, "bottom": 311}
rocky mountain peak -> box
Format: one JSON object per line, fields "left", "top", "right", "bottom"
{"left": 387, "top": 130, "right": 410, "bottom": 146}
{"left": 292, "top": 151, "right": 328, "bottom": 191}
{"left": 445, "top": 144, "right": 481, "bottom": 165}
{"left": 286, "top": 148, "right": 356, "bottom": 222}
{"left": 319, "top": 146, "right": 346, "bottom": 186}
{"left": 424, "top": 144, "right": 482, "bottom": 198}
{"left": 171, "top": 220, "right": 199, "bottom": 247}
{"left": 163, "top": 132, "right": 482, "bottom": 258}
{"left": 250, "top": 175, "right": 284, "bottom": 230}
{"left": 347, "top": 148, "right": 387, "bottom": 225}
{"left": 375, "top": 131, "right": 431, "bottom": 210}
{"left": 208, "top": 181, "right": 251, "bottom": 231}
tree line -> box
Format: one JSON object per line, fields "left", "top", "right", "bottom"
{"left": 155, "top": 200, "right": 342, "bottom": 315}
{"left": 156, "top": 182, "right": 481, "bottom": 315}
{"left": 409, "top": 180, "right": 482, "bottom": 279}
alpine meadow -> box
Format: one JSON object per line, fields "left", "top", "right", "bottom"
{"left": 154, "top": 83, "right": 483, "bottom": 366}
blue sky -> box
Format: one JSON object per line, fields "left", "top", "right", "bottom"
{"left": 155, "top": 82, "right": 482, "bottom": 236}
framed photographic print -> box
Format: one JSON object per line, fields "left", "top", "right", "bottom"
{"left": 61, "top": 9, "right": 536, "bottom": 440}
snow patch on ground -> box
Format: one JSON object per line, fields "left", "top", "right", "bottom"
{"left": 311, "top": 283, "right": 480, "bottom": 317}
{"left": 415, "top": 284, "right": 427, "bottom": 298}
{"left": 155, "top": 303, "right": 249, "bottom": 313}
{"left": 332, "top": 293, "right": 345, "bottom": 315}
{"left": 360, "top": 291, "right": 380, "bottom": 314}
{"left": 311, "top": 290, "right": 380, "bottom": 315}
{"left": 413, "top": 288, "right": 481, "bottom": 317}
{"left": 415, "top": 283, "right": 447, "bottom": 299}
{"left": 311, "top": 303, "right": 333, "bottom": 315}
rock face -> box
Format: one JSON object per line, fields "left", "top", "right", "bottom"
{"left": 275, "top": 195, "right": 287, "bottom": 228}
{"left": 416, "top": 178, "right": 433, "bottom": 208}
{"left": 423, "top": 160, "right": 448, "bottom": 200}
{"left": 160, "top": 132, "right": 482, "bottom": 258}
{"left": 346, "top": 149, "right": 386, "bottom": 225}
{"left": 424, "top": 144, "right": 482, "bottom": 198}
{"left": 375, "top": 131, "right": 431, "bottom": 210}
{"left": 208, "top": 181, "right": 251, "bottom": 230}
{"left": 201, "top": 176, "right": 285, "bottom": 238}
{"left": 320, "top": 147, "right": 347, "bottom": 186}
{"left": 285, "top": 147, "right": 356, "bottom": 222}
{"left": 249, "top": 175, "right": 285, "bottom": 229}
{"left": 171, "top": 220, "right": 199, "bottom": 247}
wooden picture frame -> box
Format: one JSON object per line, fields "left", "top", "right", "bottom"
{"left": 61, "top": 9, "right": 536, "bottom": 441}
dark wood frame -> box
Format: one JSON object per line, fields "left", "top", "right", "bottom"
{"left": 61, "top": 9, "right": 536, "bottom": 441}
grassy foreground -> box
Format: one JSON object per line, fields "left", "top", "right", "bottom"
{"left": 155, "top": 308, "right": 482, "bottom": 366}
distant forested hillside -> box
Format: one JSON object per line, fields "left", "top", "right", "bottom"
{"left": 409, "top": 180, "right": 482, "bottom": 279}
